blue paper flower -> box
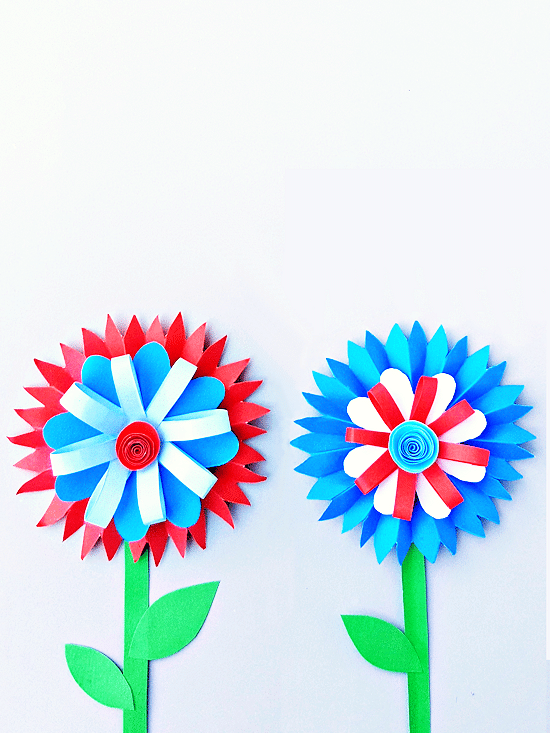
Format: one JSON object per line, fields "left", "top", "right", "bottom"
{"left": 292, "top": 323, "right": 534, "bottom": 563}
{"left": 42, "top": 341, "right": 239, "bottom": 542}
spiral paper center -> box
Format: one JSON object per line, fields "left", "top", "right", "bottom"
{"left": 388, "top": 420, "right": 439, "bottom": 473}
{"left": 116, "top": 421, "right": 160, "bottom": 470}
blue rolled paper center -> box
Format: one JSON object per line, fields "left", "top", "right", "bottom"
{"left": 388, "top": 420, "right": 439, "bottom": 473}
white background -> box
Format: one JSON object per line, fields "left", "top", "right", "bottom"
{"left": 0, "top": 3, "right": 547, "bottom": 732}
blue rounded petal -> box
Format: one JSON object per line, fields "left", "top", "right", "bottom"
{"left": 160, "top": 464, "right": 201, "bottom": 528}
{"left": 167, "top": 377, "right": 225, "bottom": 417}
{"left": 43, "top": 412, "right": 100, "bottom": 449}
{"left": 174, "top": 431, "right": 239, "bottom": 468}
{"left": 133, "top": 342, "right": 171, "bottom": 409}
{"left": 114, "top": 472, "right": 149, "bottom": 542}
{"left": 55, "top": 463, "right": 109, "bottom": 501}
{"left": 81, "top": 355, "right": 120, "bottom": 406}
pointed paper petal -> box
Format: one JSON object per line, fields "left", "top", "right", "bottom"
{"left": 37, "top": 494, "right": 72, "bottom": 526}
{"left": 195, "top": 336, "right": 227, "bottom": 377}
{"left": 165, "top": 313, "right": 185, "bottom": 364}
{"left": 82, "top": 328, "right": 110, "bottom": 358}
{"left": 212, "top": 359, "right": 249, "bottom": 388}
{"left": 181, "top": 323, "right": 206, "bottom": 365}
{"left": 124, "top": 316, "right": 146, "bottom": 357}
{"left": 17, "top": 470, "right": 55, "bottom": 494}
{"left": 34, "top": 359, "right": 74, "bottom": 393}
{"left": 145, "top": 316, "right": 165, "bottom": 345}
{"left": 104, "top": 315, "right": 126, "bottom": 357}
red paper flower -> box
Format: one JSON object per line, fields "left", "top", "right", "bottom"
{"left": 10, "top": 315, "right": 268, "bottom": 565}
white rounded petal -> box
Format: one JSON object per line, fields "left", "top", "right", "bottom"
{"left": 373, "top": 470, "right": 399, "bottom": 515}
{"left": 416, "top": 471, "right": 451, "bottom": 519}
{"left": 439, "top": 409, "right": 487, "bottom": 443}
{"left": 343, "top": 444, "right": 387, "bottom": 479}
{"left": 425, "top": 373, "right": 456, "bottom": 424}
{"left": 347, "top": 396, "right": 388, "bottom": 432}
{"left": 380, "top": 368, "right": 414, "bottom": 420}
{"left": 437, "top": 458, "right": 486, "bottom": 483}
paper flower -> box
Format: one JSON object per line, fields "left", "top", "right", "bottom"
{"left": 293, "top": 322, "right": 534, "bottom": 562}
{"left": 293, "top": 323, "right": 534, "bottom": 733}
{"left": 10, "top": 315, "right": 268, "bottom": 731}
{"left": 11, "top": 314, "right": 267, "bottom": 565}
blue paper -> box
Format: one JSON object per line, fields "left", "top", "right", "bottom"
{"left": 423, "top": 325, "right": 448, "bottom": 377}
{"left": 347, "top": 341, "right": 381, "bottom": 391}
{"left": 166, "top": 376, "right": 225, "bottom": 417}
{"left": 160, "top": 464, "right": 202, "bottom": 528}
{"left": 364, "top": 331, "right": 390, "bottom": 373}
{"left": 320, "top": 486, "right": 364, "bottom": 521}
{"left": 114, "top": 472, "right": 149, "bottom": 541}
{"left": 326, "top": 358, "right": 368, "bottom": 396}
{"left": 443, "top": 335, "right": 468, "bottom": 376}
{"left": 291, "top": 433, "right": 351, "bottom": 454}
{"left": 295, "top": 416, "right": 354, "bottom": 435}
{"left": 307, "top": 471, "right": 356, "bottom": 501}
{"left": 384, "top": 324, "right": 412, "bottom": 381}
{"left": 411, "top": 508, "right": 440, "bottom": 564}
{"left": 407, "top": 321, "right": 427, "bottom": 389}
{"left": 43, "top": 412, "right": 100, "bottom": 449}
{"left": 82, "top": 355, "right": 121, "bottom": 406}
{"left": 133, "top": 342, "right": 171, "bottom": 409}
{"left": 55, "top": 464, "right": 109, "bottom": 502}
{"left": 342, "top": 492, "right": 375, "bottom": 533}
{"left": 313, "top": 371, "right": 356, "bottom": 402}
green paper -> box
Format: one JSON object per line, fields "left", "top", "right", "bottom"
{"left": 130, "top": 581, "right": 220, "bottom": 660}
{"left": 341, "top": 615, "right": 423, "bottom": 673}
{"left": 65, "top": 644, "right": 134, "bottom": 710}
{"left": 123, "top": 544, "right": 149, "bottom": 733}
{"left": 402, "top": 544, "right": 431, "bottom": 733}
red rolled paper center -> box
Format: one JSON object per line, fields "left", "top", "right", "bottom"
{"left": 116, "top": 421, "right": 160, "bottom": 470}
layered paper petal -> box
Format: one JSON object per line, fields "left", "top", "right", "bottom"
{"left": 12, "top": 315, "right": 267, "bottom": 563}
{"left": 293, "top": 322, "right": 534, "bottom": 563}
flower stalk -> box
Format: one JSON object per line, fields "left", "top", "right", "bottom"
{"left": 123, "top": 543, "right": 149, "bottom": 733}
{"left": 402, "top": 545, "right": 430, "bottom": 733}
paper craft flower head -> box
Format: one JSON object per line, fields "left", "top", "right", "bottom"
{"left": 11, "top": 315, "right": 267, "bottom": 564}
{"left": 293, "top": 323, "right": 534, "bottom": 563}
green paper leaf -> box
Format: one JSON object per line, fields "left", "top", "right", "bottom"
{"left": 130, "top": 581, "right": 220, "bottom": 660}
{"left": 341, "top": 615, "right": 423, "bottom": 674}
{"left": 65, "top": 644, "right": 134, "bottom": 710}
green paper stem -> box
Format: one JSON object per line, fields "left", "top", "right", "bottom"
{"left": 123, "top": 543, "right": 149, "bottom": 733}
{"left": 402, "top": 545, "right": 430, "bottom": 733}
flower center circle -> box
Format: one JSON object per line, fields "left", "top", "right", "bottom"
{"left": 116, "top": 421, "right": 160, "bottom": 471}
{"left": 388, "top": 420, "right": 439, "bottom": 474}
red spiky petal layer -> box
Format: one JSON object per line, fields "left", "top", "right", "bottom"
{"left": 11, "top": 314, "right": 268, "bottom": 565}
